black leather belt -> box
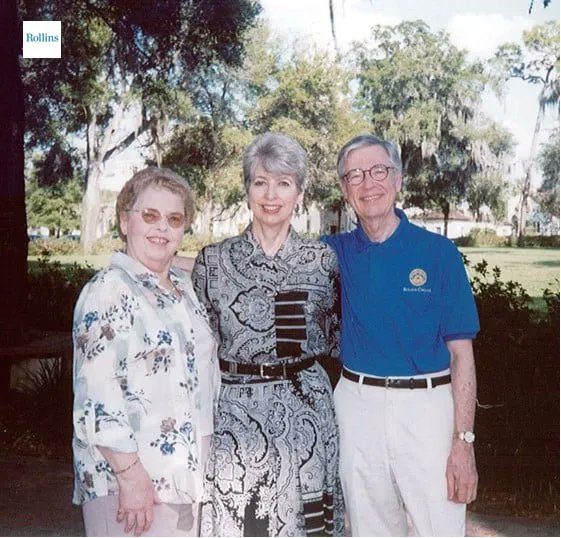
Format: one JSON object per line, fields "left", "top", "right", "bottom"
{"left": 219, "top": 357, "right": 316, "bottom": 379}
{"left": 342, "top": 367, "right": 451, "bottom": 389}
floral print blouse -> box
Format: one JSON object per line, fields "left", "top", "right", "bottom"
{"left": 72, "top": 251, "right": 219, "bottom": 506}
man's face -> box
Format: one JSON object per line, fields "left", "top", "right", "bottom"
{"left": 341, "top": 145, "right": 402, "bottom": 223}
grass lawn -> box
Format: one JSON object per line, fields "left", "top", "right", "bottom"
{"left": 460, "top": 247, "right": 559, "bottom": 300}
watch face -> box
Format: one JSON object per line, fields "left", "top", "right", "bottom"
{"left": 462, "top": 431, "right": 475, "bottom": 443}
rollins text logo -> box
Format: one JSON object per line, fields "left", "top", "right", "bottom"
{"left": 23, "top": 21, "right": 61, "bottom": 58}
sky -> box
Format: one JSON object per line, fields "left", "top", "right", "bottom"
{"left": 258, "top": 0, "right": 559, "bottom": 172}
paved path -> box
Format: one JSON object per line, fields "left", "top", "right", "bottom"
{"left": 0, "top": 456, "right": 558, "bottom": 536}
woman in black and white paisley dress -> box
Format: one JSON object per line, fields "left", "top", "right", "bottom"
{"left": 191, "top": 133, "right": 344, "bottom": 537}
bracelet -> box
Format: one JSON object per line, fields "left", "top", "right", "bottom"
{"left": 113, "top": 457, "right": 140, "bottom": 476}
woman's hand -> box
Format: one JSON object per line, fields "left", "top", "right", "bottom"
{"left": 96, "top": 447, "right": 161, "bottom": 536}
{"left": 116, "top": 465, "right": 161, "bottom": 536}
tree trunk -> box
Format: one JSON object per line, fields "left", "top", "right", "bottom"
{"left": 207, "top": 198, "right": 215, "bottom": 238}
{"left": 80, "top": 163, "right": 102, "bottom": 253}
{"left": 442, "top": 200, "right": 450, "bottom": 237}
{"left": 0, "top": 0, "right": 27, "bottom": 399}
{"left": 517, "top": 91, "right": 545, "bottom": 246}
{"left": 336, "top": 203, "right": 342, "bottom": 233}
{"left": 328, "top": 0, "right": 340, "bottom": 56}
{"left": 79, "top": 101, "right": 146, "bottom": 253}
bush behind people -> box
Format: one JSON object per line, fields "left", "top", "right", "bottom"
{"left": 466, "top": 258, "right": 559, "bottom": 518}
{"left": 455, "top": 228, "right": 560, "bottom": 248}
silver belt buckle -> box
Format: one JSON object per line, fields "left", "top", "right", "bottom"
{"left": 260, "top": 363, "right": 275, "bottom": 379}
{"left": 228, "top": 362, "right": 237, "bottom": 374}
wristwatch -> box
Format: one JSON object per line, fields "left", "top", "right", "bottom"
{"left": 457, "top": 431, "right": 475, "bottom": 443}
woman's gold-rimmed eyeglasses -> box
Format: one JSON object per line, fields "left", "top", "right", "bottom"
{"left": 127, "top": 208, "right": 186, "bottom": 228}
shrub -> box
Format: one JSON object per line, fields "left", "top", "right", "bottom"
{"left": 27, "top": 257, "right": 96, "bottom": 331}
{"left": 453, "top": 236, "right": 469, "bottom": 246}
{"left": 91, "top": 234, "right": 123, "bottom": 254}
{"left": 180, "top": 233, "right": 215, "bottom": 254}
{"left": 518, "top": 235, "right": 560, "bottom": 248}
{"left": 455, "top": 228, "right": 510, "bottom": 247}
{"left": 469, "top": 259, "right": 559, "bottom": 518}
{"left": 470, "top": 259, "right": 532, "bottom": 327}
{"left": 469, "top": 258, "right": 557, "bottom": 434}
{"left": 28, "top": 238, "right": 82, "bottom": 256}
{"left": 542, "top": 280, "right": 560, "bottom": 327}
{"left": 2, "top": 358, "right": 73, "bottom": 460}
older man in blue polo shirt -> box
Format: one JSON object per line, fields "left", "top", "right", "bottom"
{"left": 323, "top": 134, "right": 479, "bottom": 537}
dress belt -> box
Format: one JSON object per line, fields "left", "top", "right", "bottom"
{"left": 342, "top": 367, "right": 451, "bottom": 389}
{"left": 219, "top": 357, "right": 316, "bottom": 379}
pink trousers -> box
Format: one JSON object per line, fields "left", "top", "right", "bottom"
{"left": 82, "top": 494, "right": 198, "bottom": 537}
{"left": 83, "top": 435, "right": 211, "bottom": 536}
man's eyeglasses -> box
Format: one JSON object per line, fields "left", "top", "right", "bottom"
{"left": 343, "top": 164, "right": 395, "bottom": 186}
{"left": 127, "top": 208, "right": 186, "bottom": 228}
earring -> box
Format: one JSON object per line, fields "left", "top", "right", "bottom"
{"left": 294, "top": 204, "right": 301, "bottom": 216}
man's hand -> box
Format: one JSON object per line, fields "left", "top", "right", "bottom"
{"left": 116, "top": 466, "right": 161, "bottom": 536}
{"left": 446, "top": 439, "right": 478, "bottom": 504}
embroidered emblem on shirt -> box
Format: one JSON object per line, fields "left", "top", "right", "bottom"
{"left": 409, "top": 268, "right": 427, "bottom": 287}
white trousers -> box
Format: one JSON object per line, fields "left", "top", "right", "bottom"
{"left": 334, "top": 374, "right": 466, "bottom": 537}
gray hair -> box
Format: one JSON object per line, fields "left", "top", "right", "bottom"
{"left": 116, "top": 166, "right": 195, "bottom": 242}
{"left": 336, "top": 134, "right": 402, "bottom": 178}
{"left": 243, "top": 132, "right": 308, "bottom": 194}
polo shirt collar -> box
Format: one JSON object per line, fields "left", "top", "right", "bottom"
{"left": 354, "top": 208, "right": 408, "bottom": 252}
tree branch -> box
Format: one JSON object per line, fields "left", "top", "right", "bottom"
{"left": 102, "top": 114, "right": 151, "bottom": 163}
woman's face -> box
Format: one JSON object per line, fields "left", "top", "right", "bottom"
{"left": 248, "top": 164, "right": 303, "bottom": 229}
{"left": 120, "top": 185, "right": 185, "bottom": 276}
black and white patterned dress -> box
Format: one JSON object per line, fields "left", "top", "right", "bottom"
{"left": 192, "top": 226, "right": 344, "bottom": 537}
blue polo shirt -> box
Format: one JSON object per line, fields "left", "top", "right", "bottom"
{"left": 322, "top": 209, "right": 479, "bottom": 376}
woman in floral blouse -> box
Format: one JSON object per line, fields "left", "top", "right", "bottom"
{"left": 190, "top": 133, "right": 345, "bottom": 536}
{"left": 72, "top": 167, "right": 220, "bottom": 536}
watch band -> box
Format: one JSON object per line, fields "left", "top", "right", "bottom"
{"left": 457, "top": 431, "right": 475, "bottom": 443}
